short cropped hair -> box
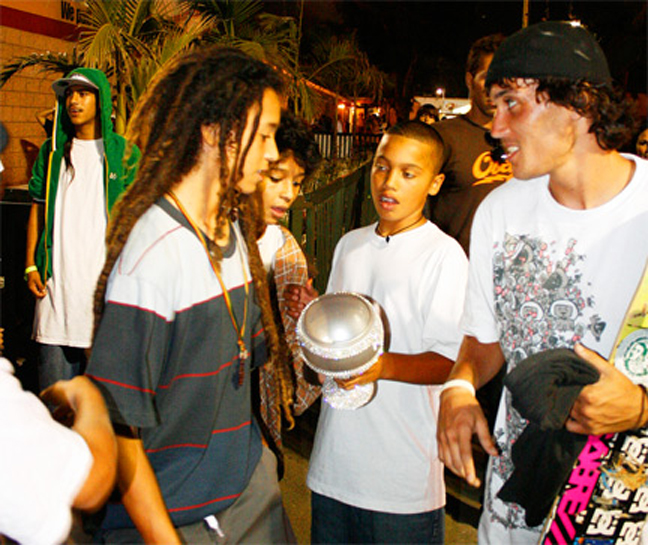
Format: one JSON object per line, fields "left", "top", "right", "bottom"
{"left": 466, "top": 34, "right": 506, "bottom": 76}
{"left": 275, "top": 110, "right": 322, "bottom": 178}
{"left": 385, "top": 120, "right": 444, "bottom": 172}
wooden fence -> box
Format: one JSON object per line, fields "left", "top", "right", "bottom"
{"left": 287, "top": 160, "right": 377, "bottom": 293}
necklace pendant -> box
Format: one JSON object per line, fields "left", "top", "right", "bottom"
{"left": 237, "top": 362, "right": 245, "bottom": 387}
{"left": 239, "top": 346, "right": 249, "bottom": 361}
{"left": 237, "top": 342, "right": 248, "bottom": 387}
{"left": 238, "top": 339, "right": 249, "bottom": 362}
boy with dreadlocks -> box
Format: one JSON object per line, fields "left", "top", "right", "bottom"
{"left": 85, "top": 48, "right": 293, "bottom": 543}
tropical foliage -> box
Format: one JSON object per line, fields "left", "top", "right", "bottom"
{"left": 0, "top": 48, "right": 84, "bottom": 88}
{"left": 1, "top": 0, "right": 388, "bottom": 133}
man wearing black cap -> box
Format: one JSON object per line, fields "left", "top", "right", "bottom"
{"left": 437, "top": 21, "right": 647, "bottom": 543}
{"left": 25, "top": 68, "right": 139, "bottom": 392}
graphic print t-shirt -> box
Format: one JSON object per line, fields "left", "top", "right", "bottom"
{"left": 462, "top": 155, "right": 648, "bottom": 543}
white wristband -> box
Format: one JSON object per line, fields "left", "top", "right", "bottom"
{"left": 440, "top": 379, "right": 476, "bottom": 397}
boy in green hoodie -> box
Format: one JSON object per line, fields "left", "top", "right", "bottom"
{"left": 25, "top": 68, "right": 140, "bottom": 391}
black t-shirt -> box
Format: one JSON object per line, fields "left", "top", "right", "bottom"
{"left": 428, "top": 115, "right": 512, "bottom": 255}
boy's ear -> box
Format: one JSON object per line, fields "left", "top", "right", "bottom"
{"left": 428, "top": 172, "right": 445, "bottom": 196}
{"left": 465, "top": 71, "right": 473, "bottom": 91}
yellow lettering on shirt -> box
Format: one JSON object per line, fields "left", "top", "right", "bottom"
{"left": 472, "top": 151, "right": 513, "bottom": 186}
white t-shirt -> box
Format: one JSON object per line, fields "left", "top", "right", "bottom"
{"left": 34, "top": 138, "right": 107, "bottom": 347}
{"left": 307, "top": 221, "right": 468, "bottom": 513}
{"left": 462, "top": 155, "right": 648, "bottom": 544}
{"left": 257, "top": 224, "right": 285, "bottom": 272}
{"left": 0, "top": 357, "right": 92, "bottom": 544}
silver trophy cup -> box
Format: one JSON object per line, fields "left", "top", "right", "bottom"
{"left": 296, "top": 292, "right": 384, "bottom": 409}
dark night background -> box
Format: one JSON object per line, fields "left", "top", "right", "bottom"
{"left": 267, "top": 1, "right": 647, "bottom": 109}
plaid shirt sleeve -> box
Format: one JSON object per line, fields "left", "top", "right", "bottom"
{"left": 275, "top": 226, "right": 321, "bottom": 415}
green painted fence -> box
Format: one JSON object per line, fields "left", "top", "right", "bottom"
{"left": 287, "top": 160, "right": 378, "bottom": 294}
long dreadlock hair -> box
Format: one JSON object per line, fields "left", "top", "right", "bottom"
{"left": 239, "top": 110, "right": 323, "bottom": 431}
{"left": 238, "top": 193, "right": 295, "bottom": 430}
{"left": 93, "top": 46, "right": 295, "bottom": 424}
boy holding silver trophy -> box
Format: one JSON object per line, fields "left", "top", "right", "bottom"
{"left": 288, "top": 120, "right": 468, "bottom": 543}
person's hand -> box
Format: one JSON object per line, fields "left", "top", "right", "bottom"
{"left": 337, "top": 357, "right": 384, "bottom": 389}
{"left": 283, "top": 279, "right": 319, "bottom": 320}
{"left": 26, "top": 269, "right": 46, "bottom": 299}
{"left": 437, "top": 387, "right": 498, "bottom": 487}
{"left": 43, "top": 376, "right": 117, "bottom": 513}
{"left": 567, "top": 343, "right": 647, "bottom": 435}
{"left": 40, "top": 376, "right": 108, "bottom": 428}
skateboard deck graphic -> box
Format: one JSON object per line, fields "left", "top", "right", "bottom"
{"left": 541, "top": 262, "right": 648, "bottom": 545}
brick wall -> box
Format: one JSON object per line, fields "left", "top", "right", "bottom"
{"left": 1, "top": 8, "right": 75, "bottom": 187}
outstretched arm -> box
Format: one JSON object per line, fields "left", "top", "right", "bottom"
{"left": 40, "top": 376, "right": 117, "bottom": 512}
{"left": 113, "top": 428, "right": 181, "bottom": 544}
{"left": 339, "top": 351, "right": 454, "bottom": 388}
{"left": 437, "top": 336, "right": 503, "bottom": 487}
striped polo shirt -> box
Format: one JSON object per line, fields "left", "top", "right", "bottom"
{"left": 87, "top": 198, "right": 266, "bottom": 528}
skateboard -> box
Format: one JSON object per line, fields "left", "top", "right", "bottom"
{"left": 541, "top": 261, "right": 648, "bottom": 544}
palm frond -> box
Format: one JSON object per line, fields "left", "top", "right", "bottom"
{"left": 129, "top": 17, "right": 209, "bottom": 114}
{"left": 182, "top": 0, "right": 263, "bottom": 26}
{"left": 208, "top": 36, "right": 266, "bottom": 60}
{"left": 0, "top": 50, "right": 82, "bottom": 88}
{"left": 179, "top": 0, "right": 225, "bottom": 27}
{"left": 81, "top": 23, "right": 124, "bottom": 70}
{"left": 125, "top": 0, "right": 154, "bottom": 36}
{"left": 77, "top": 0, "right": 112, "bottom": 33}
{"left": 182, "top": 0, "right": 264, "bottom": 38}
{"left": 249, "top": 13, "right": 299, "bottom": 68}
{"left": 289, "top": 77, "right": 323, "bottom": 122}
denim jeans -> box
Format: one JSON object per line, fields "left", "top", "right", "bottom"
{"left": 38, "top": 344, "right": 87, "bottom": 392}
{"left": 311, "top": 491, "right": 445, "bottom": 544}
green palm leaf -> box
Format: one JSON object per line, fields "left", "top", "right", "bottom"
{"left": 0, "top": 49, "right": 82, "bottom": 88}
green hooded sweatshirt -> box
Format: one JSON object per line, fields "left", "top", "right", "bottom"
{"left": 28, "top": 67, "right": 140, "bottom": 282}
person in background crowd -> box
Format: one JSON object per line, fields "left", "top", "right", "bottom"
{"left": 428, "top": 33, "right": 512, "bottom": 257}
{"left": 25, "top": 68, "right": 140, "bottom": 392}
{"left": 415, "top": 103, "right": 440, "bottom": 125}
{"left": 636, "top": 124, "right": 648, "bottom": 158}
{"left": 428, "top": 33, "right": 514, "bottom": 438}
